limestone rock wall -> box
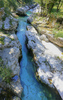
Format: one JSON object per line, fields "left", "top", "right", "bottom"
{"left": 0, "top": 31, "right": 23, "bottom": 99}
{"left": 0, "top": 7, "right": 23, "bottom": 99}
{"left": 26, "top": 25, "right": 63, "bottom": 100}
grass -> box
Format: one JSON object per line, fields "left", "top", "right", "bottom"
{"left": 51, "top": 4, "right": 63, "bottom": 18}
{"left": 54, "top": 30, "right": 63, "bottom": 38}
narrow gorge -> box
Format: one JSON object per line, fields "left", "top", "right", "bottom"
{"left": 0, "top": 2, "right": 63, "bottom": 100}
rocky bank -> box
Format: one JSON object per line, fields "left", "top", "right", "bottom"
{"left": 0, "top": 3, "right": 63, "bottom": 100}
{"left": 26, "top": 25, "right": 63, "bottom": 99}
{"left": 0, "top": 4, "right": 39, "bottom": 99}
{"left": 27, "top": 16, "right": 63, "bottom": 47}
{"left": 0, "top": 7, "right": 23, "bottom": 100}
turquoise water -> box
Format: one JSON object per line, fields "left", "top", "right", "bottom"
{"left": 17, "top": 12, "right": 61, "bottom": 100}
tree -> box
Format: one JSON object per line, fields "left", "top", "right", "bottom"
{"left": 21, "top": 0, "right": 33, "bottom": 5}
{"left": 57, "top": 0, "right": 63, "bottom": 12}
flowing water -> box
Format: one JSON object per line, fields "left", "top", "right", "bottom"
{"left": 17, "top": 12, "right": 61, "bottom": 100}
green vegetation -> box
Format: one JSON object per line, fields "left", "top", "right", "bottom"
{"left": 32, "top": 0, "right": 63, "bottom": 38}
{"left": 0, "top": 0, "right": 19, "bottom": 11}
{"left": 0, "top": 0, "right": 33, "bottom": 12}
{"left": 0, "top": 36, "right": 5, "bottom": 45}
{"left": 0, "top": 57, "right": 13, "bottom": 83}
{"left": 0, "top": 0, "right": 63, "bottom": 17}
{"left": 51, "top": 4, "right": 63, "bottom": 18}
{"left": 21, "top": 0, "right": 33, "bottom": 5}
{"left": 34, "top": 0, "right": 63, "bottom": 15}
{"left": 32, "top": 14, "right": 63, "bottom": 38}
{"left": 54, "top": 30, "right": 63, "bottom": 38}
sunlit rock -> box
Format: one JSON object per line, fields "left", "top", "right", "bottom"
{"left": 40, "top": 34, "right": 49, "bottom": 42}
{"left": 3, "top": 17, "right": 18, "bottom": 31}
{"left": 29, "top": 4, "right": 41, "bottom": 13}
{"left": 46, "top": 33, "right": 63, "bottom": 47}
{"left": 9, "top": 77, "right": 23, "bottom": 98}
{"left": 26, "top": 25, "right": 63, "bottom": 99}
{"left": 0, "top": 32, "right": 22, "bottom": 98}
{"left": 16, "top": 8, "right": 27, "bottom": 16}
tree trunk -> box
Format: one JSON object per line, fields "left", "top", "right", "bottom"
{"left": 47, "top": 3, "right": 54, "bottom": 13}
{"left": 57, "top": 0, "right": 61, "bottom": 12}
{"left": 41, "top": 0, "right": 43, "bottom": 16}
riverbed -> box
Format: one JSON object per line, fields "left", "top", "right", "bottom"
{"left": 17, "top": 11, "right": 61, "bottom": 100}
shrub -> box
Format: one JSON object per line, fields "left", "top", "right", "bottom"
{"left": 0, "top": 57, "right": 13, "bottom": 83}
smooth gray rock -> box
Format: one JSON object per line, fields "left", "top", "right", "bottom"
{"left": 16, "top": 8, "right": 27, "bottom": 16}
{"left": 29, "top": 4, "right": 41, "bottom": 13}
{"left": 40, "top": 34, "right": 49, "bottom": 42}
{"left": 46, "top": 33, "right": 63, "bottom": 47}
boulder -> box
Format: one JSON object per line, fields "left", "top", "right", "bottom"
{"left": 16, "top": 3, "right": 38, "bottom": 16}
{"left": 46, "top": 33, "right": 63, "bottom": 47}
{"left": 0, "top": 8, "right": 18, "bottom": 31}
{"left": 3, "top": 16, "right": 18, "bottom": 31}
{"left": 24, "top": 6, "right": 29, "bottom": 11}
{"left": 11, "top": 13, "right": 19, "bottom": 18}
{"left": 26, "top": 25, "right": 37, "bottom": 34}
{"left": 3, "top": 17, "right": 10, "bottom": 30}
{"left": 40, "top": 34, "right": 49, "bottom": 42}
{"left": 16, "top": 8, "right": 27, "bottom": 16}
{"left": 29, "top": 4, "right": 41, "bottom": 13}
{"left": 9, "top": 77, "right": 23, "bottom": 98}
{"left": 27, "top": 16, "right": 33, "bottom": 24}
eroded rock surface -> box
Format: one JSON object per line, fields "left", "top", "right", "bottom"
{"left": 29, "top": 4, "right": 41, "bottom": 13}
{"left": 0, "top": 8, "right": 18, "bottom": 31}
{"left": 26, "top": 25, "right": 63, "bottom": 99}
{"left": 16, "top": 3, "right": 38, "bottom": 16}
{"left": 16, "top": 8, "right": 27, "bottom": 16}
{"left": 0, "top": 32, "right": 23, "bottom": 98}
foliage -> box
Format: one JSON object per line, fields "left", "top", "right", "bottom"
{"left": 0, "top": 0, "right": 19, "bottom": 11}
{"left": 32, "top": 13, "right": 63, "bottom": 38}
{"left": 22, "top": 0, "right": 33, "bottom": 4}
{"left": 54, "top": 30, "right": 63, "bottom": 38}
{"left": 34, "top": 0, "right": 63, "bottom": 16}
{"left": 0, "top": 57, "right": 13, "bottom": 83}
{"left": 0, "top": 0, "right": 34, "bottom": 13}
{"left": 51, "top": 4, "right": 63, "bottom": 17}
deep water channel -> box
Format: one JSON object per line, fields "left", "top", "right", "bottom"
{"left": 17, "top": 12, "right": 61, "bottom": 100}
